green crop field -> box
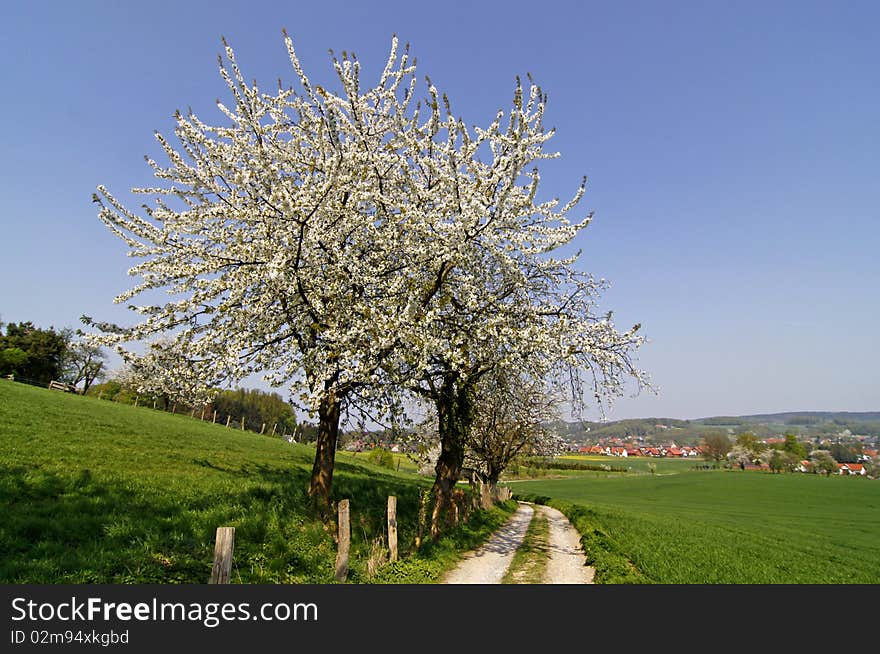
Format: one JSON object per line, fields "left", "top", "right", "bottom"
{"left": 0, "top": 380, "right": 513, "bottom": 584}
{"left": 555, "top": 454, "right": 703, "bottom": 474}
{"left": 515, "top": 468, "right": 880, "bottom": 583}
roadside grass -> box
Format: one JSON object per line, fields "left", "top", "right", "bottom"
{"left": 502, "top": 508, "right": 549, "bottom": 584}
{"left": 366, "top": 501, "right": 518, "bottom": 584}
{"left": 0, "top": 380, "right": 502, "bottom": 583}
{"left": 515, "top": 471, "right": 880, "bottom": 583}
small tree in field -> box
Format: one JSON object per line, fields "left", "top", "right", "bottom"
{"left": 59, "top": 335, "right": 107, "bottom": 393}
{"left": 466, "top": 370, "right": 562, "bottom": 495}
{"left": 701, "top": 433, "right": 732, "bottom": 464}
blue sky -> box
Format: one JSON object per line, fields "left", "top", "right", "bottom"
{"left": 1, "top": 1, "right": 877, "bottom": 421}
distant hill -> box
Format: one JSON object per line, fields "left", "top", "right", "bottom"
{"left": 701, "top": 411, "right": 880, "bottom": 424}
{"left": 553, "top": 411, "right": 880, "bottom": 443}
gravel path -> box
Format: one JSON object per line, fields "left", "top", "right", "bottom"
{"left": 442, "top": 502, "right": 595, "bottom": 584}
{"left": 538, "top": 505, "right": 595, "bottom": 584}
{"left": 442, "top": 503, "right": 535, "bottom": 584}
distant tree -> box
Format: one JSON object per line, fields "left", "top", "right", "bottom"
{"left": 761, "top": 448, "right": 797, "bottom": 473}
{"left": 0, "top": 347, "right": 28, "bottom": 376}
{"left": 0, "top": 322, "right": 67, "bottom": 384}
{"left": 864, "top": 456, "right": 880, "bottom": 480}
{"left": 782, "top": 433, "right": 808, "bottom": 459}
{"left": 727, "top": 445, "right": 754, "bottom": 469}
{"left": 59, "top": 336, "right": 107, "bottom": 393}
{"left": 809, "top": 450, "right": 838, "bottom": 476}
{"left": 736, "top": 431, "right": 766, "bottom": 455}
{"left": 213, "top": 387, "right": 298, "bottom": 435}
{"left": 701, "top": 433, "right": 732, "bottom": 463}
{"left": 829, "top": 443, "right": 860, "bottom": 464}
{"left": 465, "top": 370, "right": 563, "bottom": 495}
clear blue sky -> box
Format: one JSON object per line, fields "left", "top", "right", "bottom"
{"left": 1, "top": 0, "right": 877, "bottom": 420}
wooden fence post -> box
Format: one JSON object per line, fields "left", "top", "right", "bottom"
{"left": 209, "top": 527, "right": 235, "bottom": 584}
{"left": 240, "top": 416, "right": 245, "bottom": 430}
{"left": 271, "top": 423, "right": 277, "bottom": 436}
{"left": 200, "top": 406, "right": 206, "bottom": 421}
{"left": 190, "top": 408, "right": 196, "bottom": 418}
{"left": 171, "top": 402, "right": 177, "bottom": 414}
{"left": 212, "top": 411, "right": 217, "bottom": 424}
{"left": 134, "top": 396, "right": 139, "bottom": 407}
{"left": 335, "top": 500, "right": 350, "bottom": 581}
{"left": 153, "top": 399, "right": 157, "bottom": 410}
{"left": 387, "top": 496, "right": 398, "bottom": 562}
{"left": 415, "top": 491, "right": 428, "bottom": 549}
{"left": 225, "top": 415, "right": 231, "bottom": 428}
{"left": 260, "top": 423, "right": 266, "bottom": 434}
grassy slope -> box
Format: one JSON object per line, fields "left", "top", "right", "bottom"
{"left": 0, "top": 381, "right": 512, "bottom": 583}
{"left": 515, "top": 469, "right": 880, "bottom": 583}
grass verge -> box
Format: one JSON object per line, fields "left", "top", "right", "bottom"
{"left": 514, "top": 494, "right": 647, "bottom": 584}
{"left": 502, "top": 506, "right": 549, "bottom": 584}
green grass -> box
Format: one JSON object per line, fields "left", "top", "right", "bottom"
{"left": 0, "top": 380, "right": 504, "bottom": 583}
{"left": 515, "top": 469, "right": 880, "bottom": 583}
{"left": 556, "top": 454, "right": 706, "bottom": 475}
{"left": 502, "top": 508, "right": 549, "bottom": 584}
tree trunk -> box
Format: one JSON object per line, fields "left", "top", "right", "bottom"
{"left": 308, "top": 393, "right": 341, "bottom": 510}
{"left": 430, "top": 377, "right": 473, "bottom": 538}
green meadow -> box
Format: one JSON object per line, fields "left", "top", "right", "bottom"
{"left": 515, "top": 467, "right": 880, "bottom": 583}
{"left": 0, "top": 380, "right": 513, "bottom": 584}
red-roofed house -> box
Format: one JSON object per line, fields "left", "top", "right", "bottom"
{"left": 839, "top": 463, "right": 866, "bottom": 476}
{"left": 667, "top": 447, "right": 683, "bottom": 457}
{"left": 610, "top": 447, "right": 627, "bottom": 457}
{"left": 626, "top": 448, "right": 640, "bottom": 457}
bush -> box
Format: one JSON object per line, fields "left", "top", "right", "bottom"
{"left": 366, "top": 448, "right": 396, "bottom": 470}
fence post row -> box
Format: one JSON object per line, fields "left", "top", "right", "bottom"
{"left": 209, "top": 527, "right": 235, "bottom": 584}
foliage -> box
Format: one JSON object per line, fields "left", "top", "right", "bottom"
{"left": 212, "top": 387, "right": 297, "bottom": 435}
{"left": 809, "top": 450, "right": 838, "bottom": 476}
{"left": 735, "top": 431, "right": 766, "bottom": 454}
{"left": 700, "top": 433, "right": 732, "bottom": 462}
{"left": 525, "top": 458, "right": 628, "bottom": 473}
{"left": 0, "top": 321, "right": 67, "bottom": 384}
{"left": 466, "top": 370, "right": 564, "bottom": 484}
{"left": 59, "top": 337, "right": 106, "bottom": 392}
{"left": 366, "top": 448, "right": 396, "bottom": 470}
{"left": 727, "top": 445, "right": 756, "bottom": 468}
{"left": 828, "top": 443, "right": 862, "bottom": 464}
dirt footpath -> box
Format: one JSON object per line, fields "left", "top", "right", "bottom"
{"left": 441, "top": 503, "right": 535, "bottom": 584}
{"left": 538, "top": 505, "right": 595, "bottom": 584}
{"left": 442, "top": 502, "right": 594, "bottom": 584}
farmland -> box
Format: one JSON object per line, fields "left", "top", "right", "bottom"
{"left": 514, "top": 468, "right": 880, "bottom": 583}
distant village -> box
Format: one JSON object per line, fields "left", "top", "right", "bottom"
{"left": 567, "top": 434, "right": 877, "bottom": 476}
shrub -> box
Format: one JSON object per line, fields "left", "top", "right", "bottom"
{"left": 366, "top": 448, "right": 396, "bottom": 470}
